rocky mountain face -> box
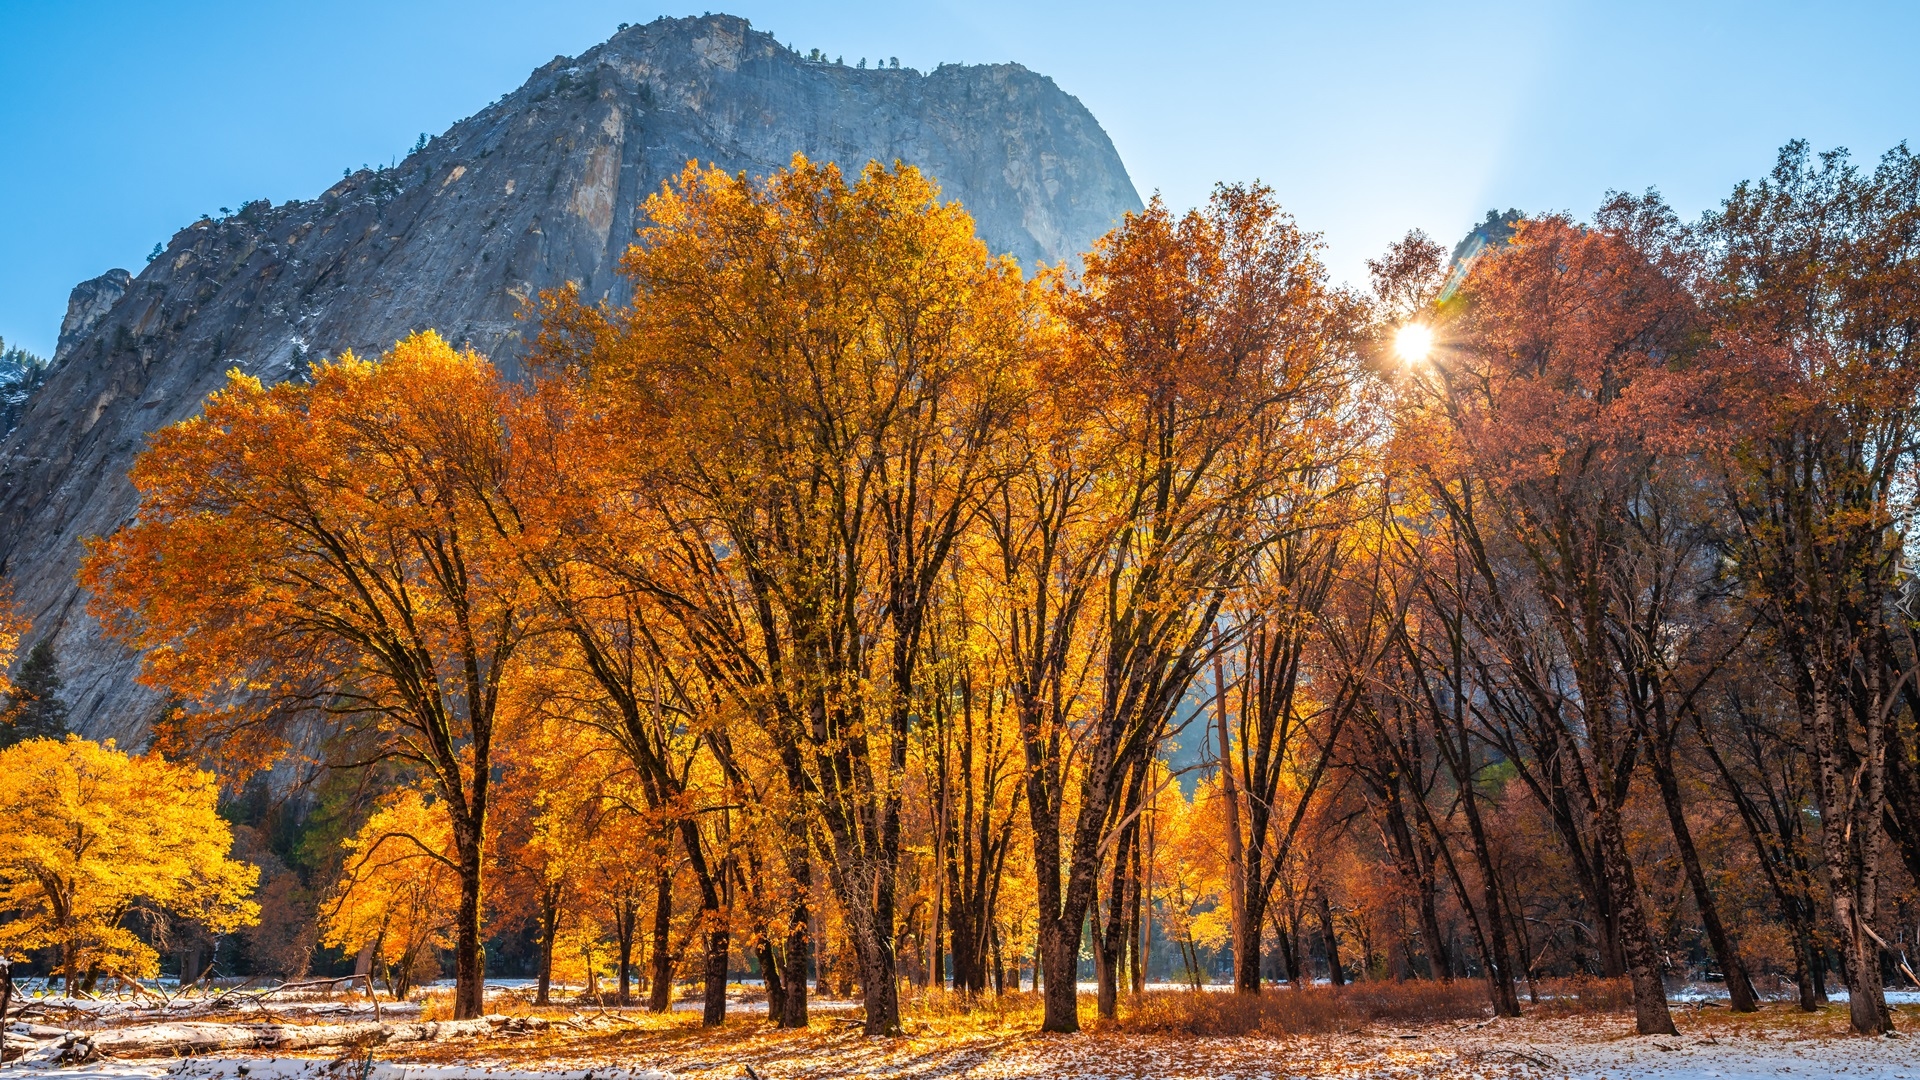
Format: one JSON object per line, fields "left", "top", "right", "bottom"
{"left": 0, "top": 13, "right": 1142, "bottom": 741}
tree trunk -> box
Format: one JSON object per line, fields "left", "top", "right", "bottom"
{"left": 535, "top": 891, "right": 559, "bottom": 1007}
{"left": 700, "top": 927, "right": 729, "bottom": 1027}
{"left": 1216, "top": 646, "right": 1249, "bottom": 992}
{"left": 1038, "top": 906, "right": 1082, "bottom": 1032}
{"left": 851, "top": 914, "right": 901, "bottom": 1036}
{"left": 614, "top": 897, "right": 636, "bottom": 1008}
{"left": 1457, "top": 767, "right": 1520, "bottom": 1015}
{"left": 1318, "top": 890, "right": 1345, "bottom": 986}
{"left": 1234, "top": 889, "right": 1266, "bottom": 993}
{"left": 1596, "top": 797, "right": 1676, "bottom": 1035}
{"left": 1810, "top": 680, "right": 1894, "bottom": 1034}
{"left": 777, "top": 895, "right": 811, "bottom": 1028}
{"left": 1650, "top": 741, "right": 1757, "bottom": 1012}
{"left": 648, "top": 870, "right": 673, "bottom": 1013}
{"left": 759, "top": 939, "right": 786, "bottom": 1023}
{"left": 1097, "top": 796, "right": 1142, "bottom": 1019}
{"left": 452, "top": 837, "right": 485, "bottom": 1020}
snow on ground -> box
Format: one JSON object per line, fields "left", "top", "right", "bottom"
{"left": 7, "top": 1062, "right": 666, "bottom": 1080}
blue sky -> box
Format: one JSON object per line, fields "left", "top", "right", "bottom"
{"left": 2, "top": 0, "right": 1916, "bottom": 357}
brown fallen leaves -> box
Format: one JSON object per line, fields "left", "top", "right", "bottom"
{"left": 365, "top": 991, "right": 1917, "bottom": 1080}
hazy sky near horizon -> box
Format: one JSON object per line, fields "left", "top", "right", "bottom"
{"left": 2, "top": 0, "right": 1916, "bottom": 356}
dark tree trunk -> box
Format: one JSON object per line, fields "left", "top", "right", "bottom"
{"left": 1318, "top": 890, "right": 1345, "bottom": 986}
{"left": 452, "top": 830, "right": 486, "bottom": 1020}
{"left": 648, "top": 870, "right": 673, "bottom": 1013}
{"left": 1809, "top": 681, "right": 1894, "bottom": 1035}
{"left": 777, "top": 893, "right": 811, "bottom": 1028}
{"left": 535, "top": 889, "right": 559, "bottom": 1006}
{"left": 1096, "top": 788, "right": 1143, "bottom": 1019}
{"left": 701, "top": 927, "right": 729, "bottom": 1027}
{"left": 1456, "top": 767, "right": 1520, "bottom": 1015}
{"left": 759, "top": 939, "right": 786, "bottom": 1023}
{"left": 1649, "top": 738, "right": 1757, "bottom": 1011}
{"left": 1037, "top": 889, "right": 1083, "bottom": 1032}
{"left": 614, "top": 895, "right": 637, "bottom": 1007}
{"left": 1234, "top": 889, "right": 1267, "bottom": 993}
{"left": 1596, "top": 796, "right": 1676, "bottom": 1035}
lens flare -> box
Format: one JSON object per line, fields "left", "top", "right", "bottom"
{"left": 1394, "top": 322, "right": 1434, "bottom": 365}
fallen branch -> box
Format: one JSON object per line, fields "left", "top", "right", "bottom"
{"left": 1485, "top": 1047, "right": 1559, "bottom": 1071}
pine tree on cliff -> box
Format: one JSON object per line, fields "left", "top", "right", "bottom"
{"left": 2, "top": 639, "right": 71, "bottom": 747}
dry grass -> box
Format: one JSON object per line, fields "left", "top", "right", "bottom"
{"left": 1117, "top": 982, "right": 1491, "bottom": 1036}
{"left": 1522, "top": 976, "right": 1635, "bottom": 1017}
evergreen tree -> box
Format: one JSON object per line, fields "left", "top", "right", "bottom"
{"left": 1, "top": 639, "right": 70, "bottom": 747}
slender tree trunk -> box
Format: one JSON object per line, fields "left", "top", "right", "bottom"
{"left": 615, "top": 897, "right": 636, "bottom": 1007}
{"left": 1216, "top": 645, "right": 1249, "bottom": 992}
{"left": 1093, "top": 882, "right": 1121, "bottom": 1020}
{"left": 1416, "top": 875, "right": 1449, "bottom": 981}
{"left": 1097, "top": 785, "right": 1143, "bottom": 1019}
{"left": 1790, "top": 919, "right": 1818, "bottom": 1012}
{"left": 1128, "top": 835, "right": 1145, "bottom": 996}
{"left": 1457, "top": 766, "right": 1520, "bottom": 1015}
{"left": 991, "top": 922, "right": 1006, "bottom": 995}
{"left": 1650, "top": 741, "right": 1757, "bottom": 1011}
{"left": 1318, "top": 890, "right": 1345, "bottom": 986}
{"left": 535, "top": 891, "right": 559, "bottom": 1006}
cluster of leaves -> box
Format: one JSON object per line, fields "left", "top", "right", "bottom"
{"left": 0, "top": 735, "right": 259, "bottom": 987}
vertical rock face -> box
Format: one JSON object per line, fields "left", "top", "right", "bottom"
{"left": 54, "top": 269, "right": 131, "bottom": 364}
{"left": 0, "top": 13, "right": 1142, "bottom": 739}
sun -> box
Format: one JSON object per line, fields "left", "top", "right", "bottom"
{"left": 1393, "top": 322, "right": 1434, "bottom": 365}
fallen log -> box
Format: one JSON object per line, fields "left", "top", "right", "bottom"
{"left": 62, "top": 1014, "right": 553, "bottom": 1062}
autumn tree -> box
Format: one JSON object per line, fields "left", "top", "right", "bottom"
{"left": 1400, "top": 200, "right": 1715, "bottom": 1035}
{"left": 490, "top": 712, "right": 605, "bottom": 1007}
{"left": 319, "top": 786, "right": 461, "bottom": 1001}
{"left": 84, "top": 332, "right": 544, "bottom": 1019}
{"left": 917, "top": 571, "right": 1028, "bottom": 995}
{"left": 1703, "top": 141, "right": 1920, "bottom": 1035}
{"left": 0, "top": 735, "right": 259, "bottom": 992}
{"left": 534, "top": 156, "right": 1031, "bottom": 1035}
{"left": 992, "top": 184, "right": 1359, "bottom": 1030}
{"left": 1215, "top": 449, "right": 1379, "bottom": 997}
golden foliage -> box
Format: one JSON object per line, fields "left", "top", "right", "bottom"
{"left": 0, "top": 736, "right": 258, "bottom": 986}
{"left": 319, "top": 786, "right": 460, "bottom": 1000}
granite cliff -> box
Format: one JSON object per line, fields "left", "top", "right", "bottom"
{"left": 0, "top": 13, "right": 1142, "bottom": 739}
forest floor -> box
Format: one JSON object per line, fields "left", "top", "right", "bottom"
{"left": 8, "top": 990, "right": 1917, "bottom": 1079}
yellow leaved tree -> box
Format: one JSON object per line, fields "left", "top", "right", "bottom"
{"left": 0, "top": 736, "right": 259, "bottom": 991}
{"left": 319, "top": 787, "right": 462, "bottom": 1002}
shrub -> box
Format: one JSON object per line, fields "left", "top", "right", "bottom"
{"left": 1528, "top": 976, "right": 1634, "bottom": 1016}
{"left": 1119, "top": 982, "right": 1490, "bottom": 1036}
